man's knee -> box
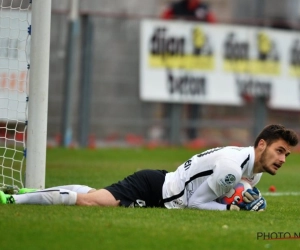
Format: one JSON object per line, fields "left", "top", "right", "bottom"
{"left": 76, "top": 189, "right": 120, "bottom": 206}
{"left": 88, "top": 188, "right": 97, "bottom": 193}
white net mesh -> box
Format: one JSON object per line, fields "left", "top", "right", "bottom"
{"left": 0, "top": 0, "right": 31, "bottom": 188}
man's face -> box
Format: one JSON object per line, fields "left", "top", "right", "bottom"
{"left": 259, "top": 139, "right": 291, "bottom": 175}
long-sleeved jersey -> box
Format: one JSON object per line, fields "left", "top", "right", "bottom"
{"left": 162, "top": 146, "right": 262, "bottom": 210}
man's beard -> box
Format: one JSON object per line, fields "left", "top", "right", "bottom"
{"left": 260, "top": 148, "right": 276, "bottom": 175}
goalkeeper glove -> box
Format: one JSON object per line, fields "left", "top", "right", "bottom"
{"left": 227, "top": 197, "right": 267, "bottom": 211}
{"left": 243, "top": 187, "right": 261, "bottom": 203}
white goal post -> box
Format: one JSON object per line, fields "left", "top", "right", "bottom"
{"left": 26, "top": 0, "right": 51, "bottom": 189}
{"left": 0, "top": 0, "right": 51, "bottom": 190}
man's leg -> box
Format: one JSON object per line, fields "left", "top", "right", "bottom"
{"left": 1, "top": 188, "right": 77, "bottom": 205}
{"left": 19, "top": 185, "right": 96, "bottom": 194}
{"left": 1, "top": 188, "right": 119, "bottom": 206}
{"left": 76, "top": 189, "right": 120, "bottom": 206}
{"left": 45, "top": 185, "right": 96, "bottom": 194}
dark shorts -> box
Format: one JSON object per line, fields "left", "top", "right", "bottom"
{"left": 104, "top": 169, "right": 168, "bottom": 208}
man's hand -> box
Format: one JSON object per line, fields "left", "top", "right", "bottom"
{"left": 243, "top": 187, "right": 261, "bottom": 203}
{"left": 238, "top": 197, "right": 266, "bottom": 211}
{"left": 228, "top": 197, "right": 267, "bottom": 211}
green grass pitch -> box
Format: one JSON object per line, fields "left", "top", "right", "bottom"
{"left": 1, "top": 147, "right": 300, "bottom": 250}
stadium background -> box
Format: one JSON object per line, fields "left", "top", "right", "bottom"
{"left": 48, "top": 0, "right": 300, "bottom": 148}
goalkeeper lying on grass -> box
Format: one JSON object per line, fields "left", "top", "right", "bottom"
{"left": 0, "top": 124, "right": 298, "bottom": 211}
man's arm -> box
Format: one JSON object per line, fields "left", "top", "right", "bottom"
{"left": 188, "top": 180, "right": 227, "bottom": 210}
{"left": 188, "top": 179, "right": 266, "bottom": 211}
{"left": 188, "top": 159, "right": 242, "bottom": 210}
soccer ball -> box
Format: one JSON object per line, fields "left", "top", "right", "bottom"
{"left": 218, "top": 179, "right": 252, "bottom": 205}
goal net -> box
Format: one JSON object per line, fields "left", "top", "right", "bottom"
{"left": 0, "top": 0, "right": 31, "bottom": 189}
{"left": 0, "top": 0, "right": 51, "bottom": 190}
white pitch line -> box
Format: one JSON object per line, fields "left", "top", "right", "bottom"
{"left": 262, "top": 192, "right": 300, "bottom": 196}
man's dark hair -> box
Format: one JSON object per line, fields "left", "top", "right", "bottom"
{"left": 254, "top": 124, "right": 299, "bottom": 147}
